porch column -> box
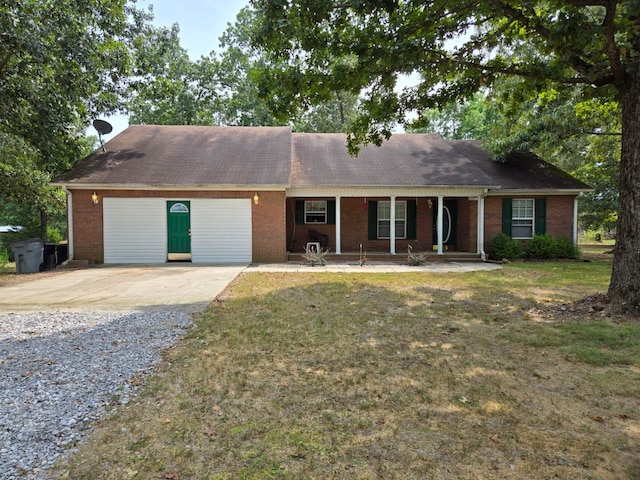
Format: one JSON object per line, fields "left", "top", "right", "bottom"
{"left": 477, "top": 194, "right": 486, "bottom": 259}
{"left": 335, "top": 195, "right": 341, "bottom": 254}
{"left": 390, "top": 195, "right": 396, "bottom": 254}
{"left": 437, "top": 195, "right": 444, "bottom": 255}
{"left": 573, "top": 196, "right": 579, "bottom": 246}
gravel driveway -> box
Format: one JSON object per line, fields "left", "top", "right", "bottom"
{"left": 0, "top": 265, "right": 246, "bottom": 478}
{"left": 0, "top": 310, "right": 192, "bottom": 479}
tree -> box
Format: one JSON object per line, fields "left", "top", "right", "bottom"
{"left": 128, "top": 24, "right": 220, "bottom": 126}
{"left": 412, "top": 91, "right": 499, "bottom": 142}
{"left": 421, "top": 87, "right": 620, "bottom": 232}
{"left": 251, "top": 0, "right": 640, "bottom": 311}
{"left": 0, "top": 1, "right": 159, "bottom": 239}
{"left": 126, "top": 6, "right": 359, "bottom": 132}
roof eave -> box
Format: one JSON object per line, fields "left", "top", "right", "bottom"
{"left": 487, "top": 188, "right": 593, "bottom": 195}
{"left": 51, "top": 182, "right": 289, "bottom": 191}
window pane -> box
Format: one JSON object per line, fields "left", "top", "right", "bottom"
{"left": 512, "top": 225, "right": 533, "bottom": 238}
{"left": 512, "top": 199, "right": 533, "bottom": 219}
{"left": 378, "top": 201, "right": 390, "bottom": 220}
{"left": 378, "top": 221, "right": 390, "bottom": 238}
{"left": 305, "top": 200, "right": 327, "bottom": 223}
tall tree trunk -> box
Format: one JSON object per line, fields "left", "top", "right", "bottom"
{"left": 608, "top": 56, "right": 640, "bottom": 312}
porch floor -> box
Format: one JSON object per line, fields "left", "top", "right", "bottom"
{"left": 287, "top": 251, "right": 482, "bottom": 265}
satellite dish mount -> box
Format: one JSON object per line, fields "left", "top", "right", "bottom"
{"left": 93, "top": 119, "right": 113, "bottom": 152}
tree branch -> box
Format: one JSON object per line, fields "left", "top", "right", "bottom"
{"left": 494, "top": 1, "right": 602, "bottom": 84}
{"left": 602, "top": 0, "right": 625, "bottom": 85}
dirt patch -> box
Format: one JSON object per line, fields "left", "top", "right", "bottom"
{"left": 0, "top": 268, "right": 70, "bottom": 288}
{"left": 534, "top": 293, "right": 640, "bottom": 323}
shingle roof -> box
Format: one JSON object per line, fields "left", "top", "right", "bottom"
{"left": 54, "top": 126, "right": 589, "bottom": 192}
{"left": 54, "top": 125, "right": 292, "bottom": 186}
{"left": 291, "top": 133, "right": 499, "bottom": 187}
{"left": 449, "top": 140, "right": 591, "bottom": 191}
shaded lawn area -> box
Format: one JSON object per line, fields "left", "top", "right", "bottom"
{"left": 57, "top": 261, "right": 639, "bottom": 479}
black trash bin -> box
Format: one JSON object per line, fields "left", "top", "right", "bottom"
{"left": 56, "top": 244, "right": 69, "bottom": 265}
{"left": 43, "top": 243, "right": 57, "bottom": 271}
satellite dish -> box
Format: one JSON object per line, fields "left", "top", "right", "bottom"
{"left": 93, "top": 119, "right": 113, "bottom": 151}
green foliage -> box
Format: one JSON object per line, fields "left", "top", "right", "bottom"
{"left": 0, "top": 1, "right": 163, "bottom": 239}
{"left": 127, "top": 6, "right": 358, "bottom": 132}
{"left": 524, "top": 234, "right": 559, "bottom": 259}
{"left": 555, "top": 236, "right": 581, "bottom": 260}
{"left": 492, "top": 233, "right": 581, "bottom": 260}
{"left": 410, "top": 91, "right": 499, "bottom": 142}
{"left": 0, "top": 248, "right": 8, "bottom": 267}
{"left": 490, "top": 233, "right": 523, "bottom": 260}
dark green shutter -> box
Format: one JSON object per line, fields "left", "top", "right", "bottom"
{"left": 406, "top": 200, "right": 417, "bottom": 240}
{"left": 535, "top": 198, "right": 546, "bottom": 235}
{"left": 368, "top": 201, "right": 378, "bottom": 240}
{"left": 295, "top": 200, "right": 305, "bottom": 225}
{"left": 327, "top": 200, "right": 336, "bottom": 225}
{"left": 502, "top": 198, "right": 512, "bottom": 236}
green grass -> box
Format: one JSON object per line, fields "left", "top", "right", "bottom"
{"left": 505, "top": 322, "right": 640, "bottom": 366}
{"left": 53, "top": 261, "right": 640, "bottom": 480}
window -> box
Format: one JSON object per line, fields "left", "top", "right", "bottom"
{"left": 169, "top": 202, "right": 189, "bottom": 213}
{"left": 511, "top": 199, "right": 534, "bottom": 238}
{"left": 377, "top": 201, "right": 406, "bottom": 238}
{"left": 305, "top": 200, "right": 327, "bottom": 224}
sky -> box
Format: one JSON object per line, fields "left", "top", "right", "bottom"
{"left": 100, "top": 0, "right": 248, "bottom": 138}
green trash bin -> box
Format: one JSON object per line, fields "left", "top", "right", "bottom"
{"left": 10, "top": 238, "right": 44, "bottom": 274}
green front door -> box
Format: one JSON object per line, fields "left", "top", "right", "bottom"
{"left": 167, "top": 201, "right": 191, "bottom": 261}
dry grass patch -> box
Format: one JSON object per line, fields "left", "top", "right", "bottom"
{"left": 55, "top": 262, "right": 640, "bottom": 480}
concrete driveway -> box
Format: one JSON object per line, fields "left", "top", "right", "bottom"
{"left": 0, "top": 264, "right": 247, "bottom": 314}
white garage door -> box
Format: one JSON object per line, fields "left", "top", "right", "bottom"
{"left": 103, "top": 198, "right": 166, "bottom": 263}
{"left": 191, "top": 199, "right": 252, "bottom": 262}
{"left": 103, "top": 197, "right": 252, "bottom": 264}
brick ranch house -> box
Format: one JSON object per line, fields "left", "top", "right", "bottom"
{"left": 52, "top": 125, "right": 590, "bottom": 264}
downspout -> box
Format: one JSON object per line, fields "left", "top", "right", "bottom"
{"left": 62, "top": 187, "right": 74, "bottom": 261}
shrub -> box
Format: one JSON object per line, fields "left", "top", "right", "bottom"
{"left": 0, "top": 248, "right": 8, "bottom": 267}
{"left": 525, "top": 234, "right": 558, "bottom": 259}
{"left": 303, "top": 246, "right": 330, "bottom": 266}
{"left": 407, "top": 245, "right": 427, "bottom": 266}
{"left": 490, "top": 233, "right": 523, "bottom": 260}
{"left": 555, "top": 236, "right": 581, "bottom": 259}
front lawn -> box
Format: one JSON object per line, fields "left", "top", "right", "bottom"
{"left": 56, "top": 260, "right": 640, "bottom": 479}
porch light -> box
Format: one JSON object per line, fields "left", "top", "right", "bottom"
{"left": 92, "top": 192, "right": 99, "bottom": 204}
{"left": 253, "top": 193, "right": 259, "bottom": 205}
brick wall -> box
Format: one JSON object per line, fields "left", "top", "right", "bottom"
{"left": 68, "top": 189, "right": 286, "bottom": 263}
{"left": 71, "top": 189, "right": 104, "bottom": 264}
{"left": 484, "top": 195, "right": 576, "bottom": 252}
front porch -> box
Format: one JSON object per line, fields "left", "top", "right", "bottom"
{"left": 286, "top": 190, "right": 489, "bottom": 260}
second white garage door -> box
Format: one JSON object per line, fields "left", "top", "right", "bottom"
{"left": 103, "top": 198, "right": 252, "bottom": 263}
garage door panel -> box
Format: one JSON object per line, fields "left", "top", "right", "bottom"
{"left": 191, "top": 199, "right": 252, "bottom": 262}
{"left": 103, "top": 198, "right": 166, "bottom": 263}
